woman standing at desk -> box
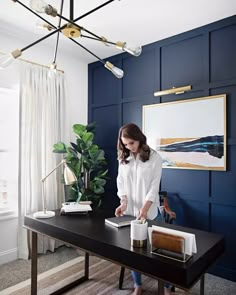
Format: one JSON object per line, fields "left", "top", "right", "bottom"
{"left": 115, "top": 123, "right": 173, "bottom": 295}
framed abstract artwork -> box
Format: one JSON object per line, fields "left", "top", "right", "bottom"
{"left": 143, "top": 94, "right": 226, "bottom": 171}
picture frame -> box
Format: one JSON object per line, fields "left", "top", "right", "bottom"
{"left": 143, "top": 94, "right": 226, "bottom": 171}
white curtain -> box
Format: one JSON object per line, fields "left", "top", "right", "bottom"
{"left": 18, "top": 61, "right": 67, "bottom": 259}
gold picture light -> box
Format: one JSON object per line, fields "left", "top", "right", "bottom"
{"left": 154, "top": 85, "right": 192, "bottom": 97}
{"left": 0, "top": 0, "right": 142, "bottom": 78}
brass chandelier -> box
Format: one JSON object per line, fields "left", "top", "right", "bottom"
{"left": 0, "top": 0, "right": 142, "bottom": 78}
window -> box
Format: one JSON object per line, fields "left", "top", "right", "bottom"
{"left": 0, "top": 87, "right": 19, "bottom": 219}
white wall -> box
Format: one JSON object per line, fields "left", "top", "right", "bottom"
{"left": 0, "top": 25, "right": 88, "bottom": 264}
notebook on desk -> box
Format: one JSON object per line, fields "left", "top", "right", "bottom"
{"left": 105, "top": 215, "right": 136, "bottom": 228}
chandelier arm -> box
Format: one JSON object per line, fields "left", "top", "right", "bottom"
{"left": 21, "top": 27, "right": 62, "bottom": 52}
{"left": 81, "top": 35, "right": 103, "bottom": 42}
{"left": 72, "top": 0, "right": 115, "bottom": 23}
{"left": 79, "top": 27, "right": 106, "bottom": 42}
{"left": 70, "top": 0, "right": 74, "bottom": 21}
{"left": 69, "top": 38, "right": 105, "bottom": 64}
{"left": 53, "top": 0, "right": 64, "bottom": 63}
{"left": 81, "top": 34, "right": 116, "bottom": 46}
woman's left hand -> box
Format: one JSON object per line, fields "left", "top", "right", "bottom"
{"left": 138, "top": 200, "right": 153, "bottom": 220}
{"left": 137, "top": 207, "right": 148, "bottom": 220}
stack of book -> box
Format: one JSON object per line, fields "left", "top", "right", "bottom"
{"left": 105, "top": 215, "right": 136, "bottom": 228}
{"left": 60, "top": 201, "right": 92, "bottom": 215}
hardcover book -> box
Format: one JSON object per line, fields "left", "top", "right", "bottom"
{"left": 61, "top": 202, "right": 92, "bottom": 214}
{"left": 105, "top": 215, "right": 136, "bottom": 228}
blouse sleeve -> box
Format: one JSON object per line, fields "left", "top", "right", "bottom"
{"left": 116, "top": 161, "right": 126, "bottom": 198}
{"left": 145, "top": 152, "right": 162, "bottom": 203}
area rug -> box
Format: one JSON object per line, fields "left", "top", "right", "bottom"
{"left": 1, "top": 255, "right": 235, "bottom": 295}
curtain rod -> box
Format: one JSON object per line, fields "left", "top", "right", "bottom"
{"left": 0, "top": 51, "right": 64, "bottom": 73}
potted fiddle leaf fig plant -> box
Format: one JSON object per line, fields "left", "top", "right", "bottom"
{"left": 53, "top": 122, "right": 108, "bottom": 208}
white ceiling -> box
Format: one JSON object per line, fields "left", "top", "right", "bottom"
{"left": 0, "top": 0, "right": 236, "bottom": 63}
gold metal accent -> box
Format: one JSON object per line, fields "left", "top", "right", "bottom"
{"left": 104, "top": 61, "right": 113, "bottom": 71}
{"left": 101, "top": 36, "right": 110, "bottom": 46}
{"left": 116, "top": 41, "right": 125, "bottom": 50}
{"left": 154, "top": 85, "right": 192, "bottom": 97}
{"left": 62, "top": 24, "right": 81, "bottom": 38}
{"left": 131, "top": 239, "right": 147, "bottom": 248}
{"left": 11, "top": 49, "right": 22, "bottom": 59}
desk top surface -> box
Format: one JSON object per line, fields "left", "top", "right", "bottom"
{"left": 24, "top": 209, "right": 225, "bottom": 289}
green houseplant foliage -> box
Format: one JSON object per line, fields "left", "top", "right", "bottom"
{"left": 53, "top": 122, "right": 108, "bottom": 208}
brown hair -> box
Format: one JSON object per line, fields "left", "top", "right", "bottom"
{"left": 117, "top": 123, "right": 151, "bottom": 164}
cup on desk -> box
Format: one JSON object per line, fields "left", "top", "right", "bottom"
{"left": 130, "top": 219, "right": 148, "bottom": 248}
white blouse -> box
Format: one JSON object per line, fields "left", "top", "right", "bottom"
{"left": 117, "top": 149, "right": 162, "bottom": 220}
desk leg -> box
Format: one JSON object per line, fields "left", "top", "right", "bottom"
{"left": 84, "top": 252, "right": 89, "bottom": 279}
{"left": 200, "top": 274, "right": 205, "bottom": 295}
{"left": 31, "top": 231, "right": 38, "bottom": 295}
{"left": 157, "top": 280, "right": 164, "bottom": 295}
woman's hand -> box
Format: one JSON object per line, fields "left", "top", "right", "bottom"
{"left": 137, "top": 207, "right": 148, "bottom": 220}
{"left": 115, "top": 197, "right": 127, "bottom": 217}
{"left": 137, "top": 200, "right": 153, "bottom": 220}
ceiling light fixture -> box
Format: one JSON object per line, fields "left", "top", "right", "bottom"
{"left": 48, "top": 0, "right": 64, "bottom": 79}
{"left": 0, "top": 0, "right": 142, "bottom": 78}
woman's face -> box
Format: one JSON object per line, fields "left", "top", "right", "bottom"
{"left": 121, "top": 137, "right": 140, "bottom": 154}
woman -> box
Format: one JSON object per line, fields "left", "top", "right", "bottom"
{"left": 115, "top": 123, "right": 172, "bottom": 295}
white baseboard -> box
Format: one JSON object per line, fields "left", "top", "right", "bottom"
{"left": 0, "top": 248, "right": 17, "bottom": 265}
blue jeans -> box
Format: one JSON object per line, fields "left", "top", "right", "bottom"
{"left": 131, "top": 211, "right": 171, "bottom": 288}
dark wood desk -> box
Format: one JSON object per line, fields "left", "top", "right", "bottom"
{"left": 24, "top": 209, "right": 225, "bottom": 295}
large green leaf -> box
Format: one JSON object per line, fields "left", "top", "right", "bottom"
{"left": 89, "top": 149, "right": 105, "bottom": 162}
{"left": 89, "top": 144, "right": 99, "bottom": 152}
{"left": 86, "top": 122, "right": 96, "bottom": 133}
{"left": 82, "top": 132, "right": 94, "bottom": 143}
{"left": 73, "top": 124, "right": 86, "bottom": 137}
{"left": 98, "top": 169, "right": 109, "bottom": 178}
{"left": 53, "top": 142, "right": 67, "bottom": 153}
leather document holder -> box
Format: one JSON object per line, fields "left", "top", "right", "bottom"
{"left": 152, "top": 230, "right": 184, "bottom": 253}
{"left": 151, "top": 230, "right": 192, "bottom": 262}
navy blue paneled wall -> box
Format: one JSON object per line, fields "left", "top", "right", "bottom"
{"left": 88, "top": 16, "right": 236, "bottom": 281}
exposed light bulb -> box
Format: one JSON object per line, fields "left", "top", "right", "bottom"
{"left": 123, "top": 43, "right": 142, "bottom": 57}
{"left": 29, "top": 0, "right": 47, "bottom": 13}
{"left": 0, "top": 49, "right": 22, "bottom": 69}
{"left": 29, "top": 0, "right": 57, "bottom": 16}
{"left": 0, "top": 54, "right": 14, "bottom": 69}
{"left": 48, "top": 62, "right": 57, "bottom": 78}
{"left": 104, "top": 61, "right": 124, "bottom": 79}
{"left": 116, "top": 42, "right": 142, "bottom": 57}
{"left": 36, "top": 20, "right": 54, "bottom": 31}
